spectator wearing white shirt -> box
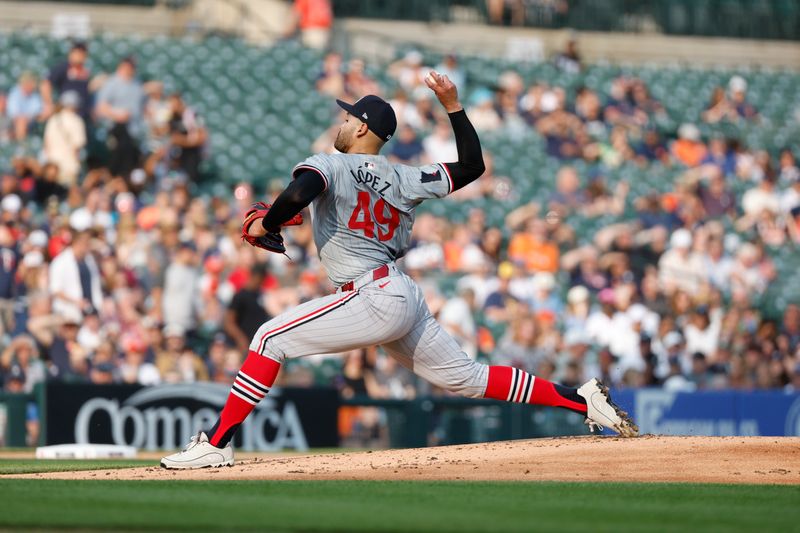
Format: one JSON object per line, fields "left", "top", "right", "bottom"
{"left": 741, "top": 174, "right": 780, "bottom": 219}
{"left": 43, "top": 91, "right": 86, "bottom": 188}
{"left": 439, "top": 287, "right": 477, "bottom": 360}
{"left": 422, "top": 120, "right": 458, "bottom": 162}
{"left": 683, "top": 306, "right": 722, "bottom": 358}
{"left": 658, "top": 229, "right": 707, "bottom": 295}
{"left": 702, "top": 236, "right": 734, "bottom": 292}
{"left": 585, "top": 288, "right": 616, "bottom": 349}
{"left": 729, "top": 242, "right": 769, "bottom": 297}
{"left": 48, "top": 229, "right": 102, "bottom": 320}
{"left": 388, "top": 50, "right": 429, "bottom": 92}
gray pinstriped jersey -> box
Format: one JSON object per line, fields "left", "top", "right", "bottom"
{"left": 293, "top": 153, "right": 454, "bottom": 287}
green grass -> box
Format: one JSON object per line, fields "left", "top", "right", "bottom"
{"left": 0, "top": 458, "right": 154, "bottom": 474}
{"left": 0, "top": 479, "right": 797, "bottom": 532}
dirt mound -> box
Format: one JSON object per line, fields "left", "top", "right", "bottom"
{"left": 12, "top": 436, "right": 800, "bottom": 484}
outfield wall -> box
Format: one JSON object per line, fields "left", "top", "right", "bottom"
{"left": 2, "top": 385, "right": 799, "bottom": 449}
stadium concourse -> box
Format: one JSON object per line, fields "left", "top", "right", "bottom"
{"left": 1, "top": 31, "right": 800, "bottom": 446}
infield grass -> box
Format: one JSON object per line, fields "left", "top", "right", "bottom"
{"left": 1, "top": 477, "right": 798, "bottom": 532}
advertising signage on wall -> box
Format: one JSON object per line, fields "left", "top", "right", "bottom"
{"left": 45, "top": 383, "right": 339, "bottom": 451}
{"left": 609, "top": 389, "right": 800, "bottom": 436}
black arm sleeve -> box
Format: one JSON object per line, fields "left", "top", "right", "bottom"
{"left": 260, "top": 170, "right": 326, "bottom": 230}
{"left": 443, "top": 109, "right": 486, "bottom": 192}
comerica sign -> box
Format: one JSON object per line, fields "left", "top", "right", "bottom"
{"left": 45, "top": 383, "right": 339, "bottom": 451}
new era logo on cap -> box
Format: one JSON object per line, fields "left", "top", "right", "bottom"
{"left": 336, "top": 95, "right": 397, "bottom": 142}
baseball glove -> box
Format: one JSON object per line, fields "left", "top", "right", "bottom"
{"left": 241, "top": 202, "right": 303, "bottom": 254}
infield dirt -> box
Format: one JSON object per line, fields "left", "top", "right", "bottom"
{"left": 11, "top": 435, "right": 800, "bottom": 484}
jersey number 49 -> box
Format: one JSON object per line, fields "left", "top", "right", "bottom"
{"left": 348, "top": 191, "right": 400, "bottom": 242}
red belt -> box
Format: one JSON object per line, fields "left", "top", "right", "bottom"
{"left": 339, "top": 264, "right": 390, "bottom": 292}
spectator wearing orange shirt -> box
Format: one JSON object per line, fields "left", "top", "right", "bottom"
{"left": 290, "top": 0, "right": 332, "bottom": 50}
{"left": 508, "top": 218, "right": 560, "bottom": 273}
{"left": 671, "top": 123, "right": 708, "bottom": 168}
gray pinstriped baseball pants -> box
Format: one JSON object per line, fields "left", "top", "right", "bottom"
{"left": 249, "top": 265, "right": 489, "bottom": 397}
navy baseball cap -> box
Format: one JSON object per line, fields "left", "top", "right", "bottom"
{"left": 336, "top": 95, "right": 397, "bottom": 142}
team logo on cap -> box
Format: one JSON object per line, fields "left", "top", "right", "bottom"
{"left": 362, "top": 113, "right": 368, "bottom": 119}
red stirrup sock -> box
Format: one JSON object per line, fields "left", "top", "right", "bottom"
{"left": 484, "top": 366, "right": 587, "bottom": 415}
{"left": 207, "top": 350, "right": 282, "bottom": 448}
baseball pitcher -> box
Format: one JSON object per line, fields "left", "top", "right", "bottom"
{"left": 162, "top": 72, "right": 637, "bottom": 469}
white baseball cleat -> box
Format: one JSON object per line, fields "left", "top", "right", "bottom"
{"left": 577, "top": 378, "right": 639, "bottom": 437}
{"left": 160, "top": 431, "right": 234, "bottom": 469}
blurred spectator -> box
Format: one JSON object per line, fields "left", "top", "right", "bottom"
{"left": 41, "top": 41, "right": 92, "bottom": 121}
{"left": 548, "top": 166, "right": 587, "bottom": 215}
{"left": 563, "top": 285, "right": 590, "bottom": 334}
{"left": 48, "top": 229, "right": 102, "bottom": 319}
{"left": 388, "top": 51, "right": 429, "bottom": 93}
{"left": 495, "top": 314, "right": 544, "bottom": 372}
{"left": 89, "top": 340, "right": 118, "bottom": 384}
{"left": 695, "top": 167, "right": 736, "bottom": 219}
{"left": 782, "top": 177, "right": 800, "bottom": 243}
{"left": 32, "top": 309, "right": 89, "bottom": 382}
{"left": 422, "top": 120, "right": 458, "bottom": 162}
{"left": 778, "top": 148, "right": 800, "bottom": 185}
{"left": 162, "top": 241, "right": 201, "bottom": 334}
{"left": 343, "top": 59, "right": 381, "bottom": 99}
{"left": 702, "top": 86, "right": 735, "bottom": 123}
{"left": 224, "top": 263, "right": 270, "bottom": 353}
{"left": 95, "top": 57, "right": 145, "bottom": 180}
{"left": 439, "top": 287, "right": 477, "bottom": 359}
{"left": 165, "top": 92, "right": 207, "bottom": 182}
{"left": 729, "top": 243, "right": 770, "bottom": 297}
{"left": 289, "top": 0, "right": 332, "bottom": 50}
{"left": 388, "top": 124, "right": 425, "bottom": 165}
{"left": 316, "top": 52, "right": 345, "bottom": 97}
{"left": 434, "top": 55, "right": 466, "bottom": 89}
{"left": 466, "top": 88, "right": 502, "bottom": 131}
{"left": 528, "top": 272, "right": 563, "bottom": 315}
{"left": 701, "top": 137, "right": 736, "bottom": 177}
{"left": 727, "top": 76, "right": 758, "bottom": 120}
{"left": 671, "top": 124, "right": 707, "bottom": 167}
{"left": 0, "top": 93, "right": 11, "bottom": 143}
{"left": 1, "top": 335, "right": 46, "bottom": 392}
{"left": 553, "top": 37, "right": 581, "bottom": 73}
{"left": 658, "top": 229, "right": 706, "bottom": 295}
{"left": 536, "top": 106, "right": 586, "bottom": 159}
{"left": 7, "top": 72, "right": 43, "bottom": 140}
{"left": 156, "top": 324, "right": 209, "bottom": 383}
{"left": 684, "top": 306, "right": 722, "bottom": 358}
{"left": 42, "top": 91, "right": 86, "bottom": 188}
{"left": 372, "top": 353, "right": 416, "bottom": 399}
{"left": 508, "top": 218, "right": 559, "bottom": 273}
{"left": 119, "top": 333, "right": 160, "bottom": 385}
{"left": 486, "top": 0, "right": 524, "bottom": 25}
{"left": 484, "top": 262, "right": 520, "bottom": 324}
{"left": 703, "top": 237, "right": 733, "bottom": 292}
{"left": 0, "top": 225, "right": 18, "bottom": 337}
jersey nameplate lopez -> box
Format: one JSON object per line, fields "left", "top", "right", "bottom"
{"left": 350, "top": 162, "right": 392, "bottom": 196}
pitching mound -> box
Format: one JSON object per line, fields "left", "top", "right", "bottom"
{"left": 13, "top": 435, "right": 800, "bottom": 484}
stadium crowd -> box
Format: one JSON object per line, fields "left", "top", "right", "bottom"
{"left": 1, "top": 36, "right": 800, "bottom": 427}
